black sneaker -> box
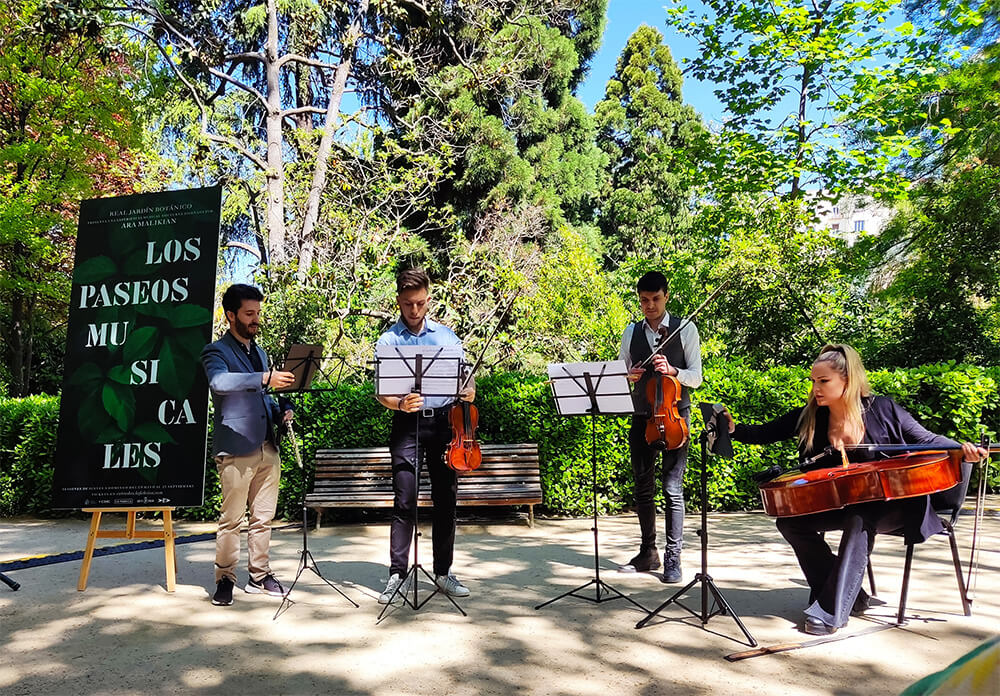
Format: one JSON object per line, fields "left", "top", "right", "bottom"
{"left": 245, "top": 574, "right": 285, "bottom": 597}
{"left": 212, "top": 577, "right": 235, "bottom": 606}
{"left": 661, "top": 554, "right": 682, "bottom": 583}
{"left": 619, "top": 546, "right": 660, "bottom": 573}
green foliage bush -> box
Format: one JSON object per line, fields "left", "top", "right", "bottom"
{"left": 0, "top": 394, "right": 59, "bottom": 516}
{"left": 1, "top": 364, "right": 997, "bottom": 519}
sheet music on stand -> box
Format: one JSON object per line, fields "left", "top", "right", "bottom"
{"left": 374, "top": 344, "right": 464, "bottom": 398}
{"left": 274, "top": 344, "right": 323, "bottom": 392}
{"left": 547, "top": 360, "right": 633, "bottom": 416}
{"left": 270, "top": 344, "right": 350, "bottom": 393}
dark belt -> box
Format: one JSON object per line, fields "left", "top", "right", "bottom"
{"left": 397, "top": 405, "right": 452, "bottom": 419}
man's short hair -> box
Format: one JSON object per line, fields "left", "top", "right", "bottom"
{"left": 636, "top": 271, "right": 669, "bottom": 295}
{"left": 396, "top": 267, "right": 430, "bottom": 293}
{"left": 221, "top": 284, "right": 264, "bottom": 314}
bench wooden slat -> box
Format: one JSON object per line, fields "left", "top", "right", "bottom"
{"left": 308, "top": 442, "right": 541, "bottom": 526}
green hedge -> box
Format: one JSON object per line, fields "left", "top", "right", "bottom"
{"left": 0, "top": 394, "right": 60, "bottom": 517}
{"left": 1, "top": 363, "right": 997, "bottom": 519}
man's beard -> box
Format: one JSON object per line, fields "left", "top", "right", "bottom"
{"left": 234, "top": 317, "right": 259, "bottom": 340}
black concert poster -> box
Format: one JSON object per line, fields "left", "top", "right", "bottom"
{"left": 51, "top": 186, "right": 221, "bottom": 508}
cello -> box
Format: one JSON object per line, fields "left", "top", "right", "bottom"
{"left": 445, "top": 291, "right": 520, "bottom": 472}
{"left": 633, "top": 281, "right": 730, "bottom": 451}
{"left": 757, "top": 442, "right": 999, "bottom": 517}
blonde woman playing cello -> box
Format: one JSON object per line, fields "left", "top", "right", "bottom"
{"left": 723, "top": 344, "right": 985, "bottom": 635}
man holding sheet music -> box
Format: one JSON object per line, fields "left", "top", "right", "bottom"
{"left": 618, "top": 271, "right": 703, "bottom": 583}
{"left": 375, "top": 267, "right": 475, "bottom": 604}
{"left": 201, "top": 284, "right": 295, "bottom": 606}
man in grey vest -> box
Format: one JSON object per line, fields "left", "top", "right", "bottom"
{"left": 201, "top": 284, "right": 295, "bottom": 606}
{"left": 617, "top": 271, "right": 702, "bottom": 582}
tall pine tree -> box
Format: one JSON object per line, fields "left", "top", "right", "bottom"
{"left": 595, "top": 25, "right": 704, "bottom": 261}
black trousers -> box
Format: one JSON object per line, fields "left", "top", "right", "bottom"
{"left": 629, "top": 411, "right": 689, "bottom": 557}
{"left": 776, "top": 500, "right": 910, "bottom": 627}
{"left": 388, "top": 409, "right": 457, "bottom": 577}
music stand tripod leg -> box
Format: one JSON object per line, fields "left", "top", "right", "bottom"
{"left": 0, "top": 571, "right": 19, "bottom": 591}
{"left": 377, "top": 412, "right": 466, "bottom": 621}
{"left": 275, "top": 422, "right": 359, "bottom": 620}
{"left": 536, "top": 406, "right": 647, "bottom": 614}
{"left": 635, "top": 428, "right": 757, "bottom": 646}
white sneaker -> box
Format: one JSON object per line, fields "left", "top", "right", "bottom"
{"left": 434, "top": 573, "right": 470, "bottom": 598}
{"left": 378, "top": 573, "right": 411, "bottom": 604}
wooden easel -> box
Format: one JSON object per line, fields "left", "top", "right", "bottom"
{"left": 77, "top": 507, "right": 177, "bottom": 592}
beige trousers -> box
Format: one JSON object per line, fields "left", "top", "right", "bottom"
{"left": 214, "top": 442, "right": 281, "bottom": 583}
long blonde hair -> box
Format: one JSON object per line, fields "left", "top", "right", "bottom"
{"left": 797, "top": 343, "right": 872, "bottom": 453}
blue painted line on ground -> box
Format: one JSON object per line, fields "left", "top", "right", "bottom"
{"left": 0, "top": 533, "right": 216, "bottom": 572}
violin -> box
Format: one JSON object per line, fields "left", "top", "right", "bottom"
{"left": 447, "top": 393, "right": 481, "bottom": 472}
{"left": 644, "top": 372, "right": 688, "bottom": 451}
{"left": 445, "top": 290, "right": 520, "bottom": 473}
{"left": 633, "top": 281, "right": 729, "bottom": 451}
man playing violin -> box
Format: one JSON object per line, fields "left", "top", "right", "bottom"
{"left": 618, "top": 271, "right": 703, "bottom": 582}
{"left": 723, "top": 343, "right": 986, "bottom": 635}
{"left": 375, "top": 267, "right": 475, "bottom": 604}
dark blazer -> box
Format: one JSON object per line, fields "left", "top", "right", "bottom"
{"left": 201, "top": 332, "right": 290, "bottom": 457}
{"left": 733, "top": 395, "right": 960, "bottom": 543}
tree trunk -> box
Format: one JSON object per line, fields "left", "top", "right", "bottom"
{"left": 9, "top": 297, "right": 25, "bottom": 397}
{"left": 297, "top": 0, "right": 371, "bottom": 278}
{"left": 264, "top": 0, "right": 287, "bottom": 265}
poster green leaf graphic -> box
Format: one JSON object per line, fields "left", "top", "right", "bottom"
{"left": 173, "top": 327, "right": 208, "bottom": 361}
{"left": 108, "top": 365, "right": 131, "bottom": 385}
{"left": 125, "top": 248, "right": 151, "bottom": 276}
{"left": 134, "top": 422, "right": 177, "bottom": 445}
{"left": 73, "top": 256, "right": 116, "bottom": 284}
{"left": 161, "top": 336, "right": 197, "bottom": 400}
{"left": 168, "top": 304, "right": 212, "bottom": 328}
{"left": 159, "top": 340, "right": 182, "bottom": 400}
{"left": 122, "top": 326, "right": 159, "bottom": 364}
{"left": 102, "top": 381, "right": 136, "bottom": 431}
{"left": 68, "top": 363, "right": 103, "bottom": 389}
{"left": 78, "top": 392, "right": 114, "bottom": 439}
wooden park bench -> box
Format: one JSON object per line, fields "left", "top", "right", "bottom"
{"left": 307, "top": 443, "right": 542, "bottom": 527}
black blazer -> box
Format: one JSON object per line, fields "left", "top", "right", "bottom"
{"left": 732, "top": 395, "right": 958, "bottom": 456}
{"left": 733, "top": 395, "right": 959, "bottom": 543}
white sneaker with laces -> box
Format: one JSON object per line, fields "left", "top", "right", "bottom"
{"left": 378, "top": 572, "right": 411, "bottom": 604}
{"left": 434, "top": 573, "right": 470, "bottom": 598}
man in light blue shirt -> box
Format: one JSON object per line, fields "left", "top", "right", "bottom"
{"left": 375, "top": 267, "right": 474, "bottom": 603}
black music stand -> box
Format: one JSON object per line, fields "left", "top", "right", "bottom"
{"left": 0, "top": 571, "right": 18, "bottom": 591}
{"left": 635, "top": 402, "right": 757, "bottom": 646}
{"left": 272, "top": 345, "right": 358, "bottom": 620}
{"left": 535, "top": 361, "right": 648, "bottom": 613}
{"left": 374, "top": 344, "right": 467, "bottom": 619}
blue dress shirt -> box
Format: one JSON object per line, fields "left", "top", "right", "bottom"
{"left": 376, "top": 317, "right": 464, "bottom": 409}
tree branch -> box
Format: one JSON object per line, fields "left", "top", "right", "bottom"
{"left": 276, "top": 53, "right": 338, "bottom": 71}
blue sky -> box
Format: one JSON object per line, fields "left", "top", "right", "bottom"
{"left": 575, "top": 0, "right": 726, "bottom": 124}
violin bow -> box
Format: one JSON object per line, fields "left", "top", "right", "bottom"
{"left": 456, "top": 288, "right": 521, "bottom": 395}
{"left": 634, "top": 278, "right": 731, "bottom": 371}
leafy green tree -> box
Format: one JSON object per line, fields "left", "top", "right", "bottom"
{"left": 0, "top": 0, "right": 140, "bottom": 396}
{"left": 847, "top": 166, "right": 1000, "bottom": 365}
{"left": 253, "top": 1, "right": 609, "bottom": 374}
{"left": 856, "top": 0, "right": 1000, "bottom": 177}
{"left": 668, "top": 0, "right": 963, "bottom": 200}
{"left": 594, "top": 24, "right": 705, "bottom": 261}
